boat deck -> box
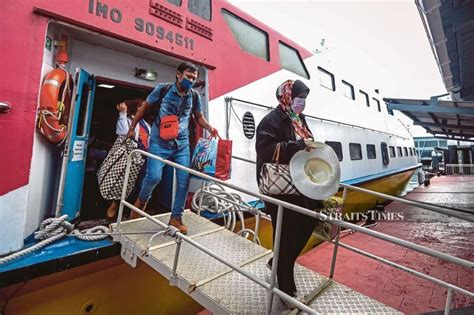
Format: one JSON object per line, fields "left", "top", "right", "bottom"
{"left": 111, "top": 210, "right": 400, "bottom": 314}
{"left": 299, "top": 175, "right": 474, "bottom": 314}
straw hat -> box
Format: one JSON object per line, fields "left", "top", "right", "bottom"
{"left": 289, "top": 142, "right": 341, "bottom": 200}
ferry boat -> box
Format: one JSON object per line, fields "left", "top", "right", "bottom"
{"left": 0, "top": 0, "right": 420, "bottom": 313}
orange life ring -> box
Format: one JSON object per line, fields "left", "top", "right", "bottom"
{"left": 37, "top": 67, "right": 73, "bottom": 144}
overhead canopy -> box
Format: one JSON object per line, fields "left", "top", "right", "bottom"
{"left": 417, "top": 0, "right": 474, "bottom": 101}
{"left": 385, "top": 96, "right": 474, "bottom": 141}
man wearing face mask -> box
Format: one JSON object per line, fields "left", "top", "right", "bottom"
{"left": 127, "top": 62, "right": 217, "bottom": 233}
{"left": 255, "top": 79, "right": 323, "bottom": 306}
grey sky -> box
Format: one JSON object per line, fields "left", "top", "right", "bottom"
{"left": 229, "top": 0, "right": 446, "bottom": 136}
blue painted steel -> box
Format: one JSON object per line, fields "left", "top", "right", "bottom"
{"left": 60, "top": 69, "right": 96, "bottom": 220}
{"left": 342, "top": 164, "right": 421, "bottom": 186}
{"left": 0, "top": 237, "right": 113, "bottom": 273}
{"left": 386, "top": 103, "right": 474, "bottom": 116}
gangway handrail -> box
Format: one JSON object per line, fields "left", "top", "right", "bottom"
{"left": 339, "top": 183, "right": 474, "bottom": 222}
{"left": 116, "top": 149, "right": 473, "bottom": 314}
{"left": 119, "top": 150, "right": 473, "bottom": 269}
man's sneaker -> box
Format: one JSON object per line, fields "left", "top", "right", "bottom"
{"left": 168, "top": 217, "right": 188, "bottom": 235}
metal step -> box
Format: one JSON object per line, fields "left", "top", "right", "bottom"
{"left": 111, "top": 211, "right": 400, "bottom": 314}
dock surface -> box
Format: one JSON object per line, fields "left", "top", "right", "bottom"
{"left": 299, "top": 175, "right": 474, "bottom": 314}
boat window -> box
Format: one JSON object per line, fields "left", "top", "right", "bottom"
{"left": 389, "top": 146, "right": 396, "bottom": 158}
{"left": 76, "top": 84, "right": 90, "bottom": 136}
{"left": 166, "top": 0, "right": 182, "bottom": 6}
{"left": 189, "top": 0, "right": 211, "bottom": 21}
{"left": 325, "top": 141, "right": 343, "bottom": 161}
{"left": 318, "top": 67, "right": 335, "bottom": 91}
{"left": 349, "top": 143, "right": 362, "bottom": 160}
{"left": 397, "top": 146, "right": 402, "bottom": 157}
{"left": 366, "top": 144, "right": 376, "bottom": 159}
{"left": 410, "top": 148, "right": 414, "bottom": 156}
{"left": 425, "top": 140, "right": 438, "bottom": 147}
{"left": 439, "top": 140, "right": 448, "bottom": 147}
{"left": 414, "top": 141, "right": 419, "bottom": 147}
{"left": 342, "top": 80, "right": 355, "bottom": 100}
{"left": 279, "top": 42, "right": 310, "bottom": 79}
{"left": 222, "top": 10, "right": 269, "bottom": 61}
{"left": 359, "top": 90, "right": 369, "bottom": 107}
{"left": 372, "top": 97, "right": 381, "bottom": 112}
{"left": 404, "top": 147, "right": 408, "bottom": 156}
{"left": 381, "top": 142, "right": 389, "bottom": 165}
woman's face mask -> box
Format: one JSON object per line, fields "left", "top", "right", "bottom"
{"left": 291, "top": 97, "right": 306, "bottom": 114}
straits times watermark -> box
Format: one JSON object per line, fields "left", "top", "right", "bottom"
{"left": 319, "top": 210, "right": 405, "bottom": 222}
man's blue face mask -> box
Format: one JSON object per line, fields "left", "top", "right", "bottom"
{"left": 180, "top": 77, "right": 194, "bottom": 90}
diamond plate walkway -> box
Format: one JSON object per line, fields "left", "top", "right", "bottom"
{"left": 111, "top": 210, "right": 400, "bottom": 314}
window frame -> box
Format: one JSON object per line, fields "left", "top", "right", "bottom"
{"left": 221, "top": 9, "right": 269, "bottom": 61}
{"left": 366, "top": 144, "right": 376, "bottom": 159}
{"left": 188, "top": 0, "right": 212, "bottom": 21}
{"left": 342, "top": 80, "right": 355, "bottom": 100}
{"left": 404, "top": 147, "right": 408, "bottom": 156}
{"left": 166, "top": 0, "right": 182, "bottom": 7}
{"left": 372, "top": 97, "right": 381, "bottom": 112}
{"left": 325, "top": 141, "right": 343, "bottom": 161}
{"left": 397, "top": 146, "right": 403, "bottom": 157}
{"left": 389, "top": 146, "right": 396, "bottom": 158}
{"left": 359, "top": 90, "right": 370, "bottom": 107}
{"left": 318, "top": 66, "right": 335, "bottom": 91}
{"left": 278, "top": 41, "right": 310, "bottom": 79}
{"left": 349, "top": 143, "right": 363, "bottom": 161}
{"left": 381, "top": 142, "right": 389, "bottom": 165}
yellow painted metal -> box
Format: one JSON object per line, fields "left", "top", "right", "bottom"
{"left": 0, "top": 257, "right": 203, "bottom": 315}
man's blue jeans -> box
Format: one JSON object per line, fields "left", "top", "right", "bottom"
{"left": 138, "top": 141, "right": 190, "bottom": 218}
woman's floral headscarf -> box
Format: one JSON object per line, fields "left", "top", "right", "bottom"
{"left": 276, "top": 80, "right": 313, "bottom": 140}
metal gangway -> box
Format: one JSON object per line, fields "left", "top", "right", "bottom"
{"left": 111, "top": 150, "right": 474, "bottom": 314}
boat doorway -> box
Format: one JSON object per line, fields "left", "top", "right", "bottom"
{"left": 33, "top": 22, "right": 208, "bottom": 229}
{"left": 81, "top": 79, "right": 148, "bottom": 221}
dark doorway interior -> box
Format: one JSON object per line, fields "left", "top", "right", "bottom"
{"left": 81, "top": 82, "right": 150, "bottom": 220}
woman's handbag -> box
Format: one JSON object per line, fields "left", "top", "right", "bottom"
{"left": 97, "top": 136, "right": 145, "bottom": 200}
{"left": 259, "top": 143, "right": 299, "bottom": 195}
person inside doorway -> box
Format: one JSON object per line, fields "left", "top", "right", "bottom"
{"left": 127, "top": 62, "right": 217, "bottom": 234}
{"left": 105, "top": 98, "right": 152, "bottom": 220}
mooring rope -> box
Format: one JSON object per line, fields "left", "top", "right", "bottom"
{"left": 0, "top": 215, "right": 109, "bottom": 265}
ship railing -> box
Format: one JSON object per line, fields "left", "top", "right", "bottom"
{"left": 116, "top": 149, "right": 474, "bottom": 315}
{"left": 446, "top": 164, "right": 474, "bottom": 175}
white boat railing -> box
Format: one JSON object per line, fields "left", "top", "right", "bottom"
{"left": 446, "top": 164, "right": 474, "bottom": 175}
{"left": 116, "top": 149, "right": 474, "bottom": 314}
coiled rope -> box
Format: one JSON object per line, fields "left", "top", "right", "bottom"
{"left": 191, "top": 183, "right": 261, "bottom": 244}
{"left": 0, "top": 215, "right": 109, "bottom": 265}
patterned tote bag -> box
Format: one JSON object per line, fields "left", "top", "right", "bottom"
{"left": 97, "top": 136, "right": 145, "bottom": 200}
{"left": 259, "top": 143, "right": 299, "bottom": 195}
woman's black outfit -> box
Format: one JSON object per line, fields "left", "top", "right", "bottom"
{"left": 255, "top": 106, "right": 323, "bottom": 296}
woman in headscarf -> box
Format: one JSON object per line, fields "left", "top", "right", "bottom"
{"left": 255, "top": 79, "right": 323, "bottom": 303}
